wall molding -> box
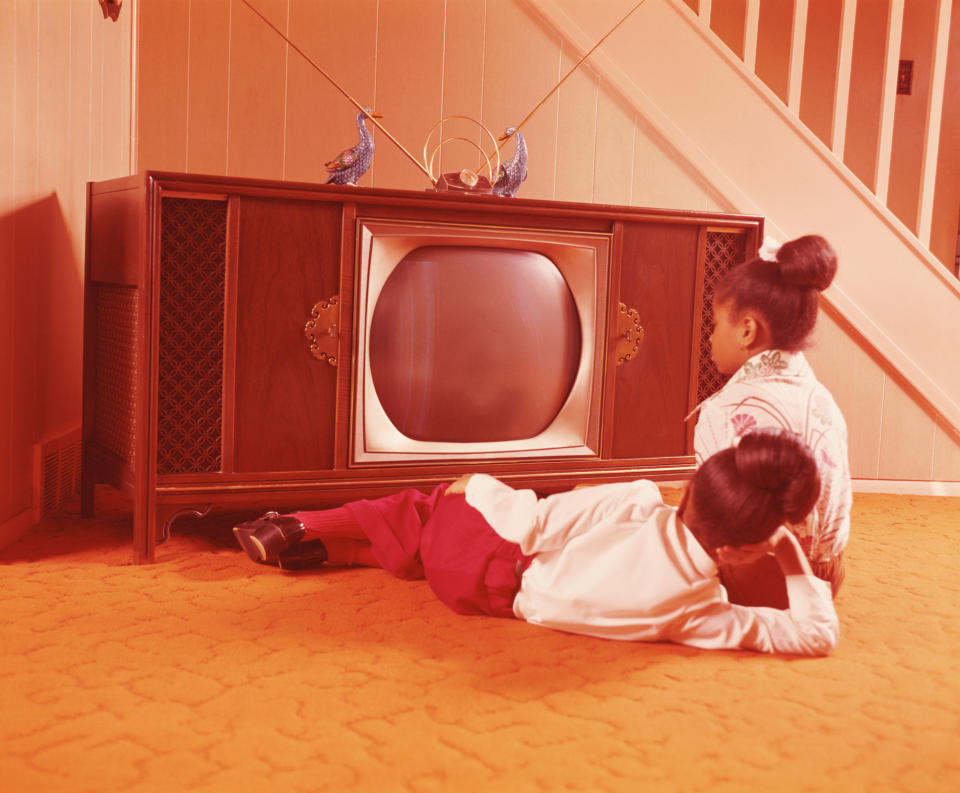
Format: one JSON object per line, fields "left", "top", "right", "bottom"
{"left": 850, "top": 478, "right": 960, "bottom": 497}
{"left": 659, "top": 478, "right": 960, "bottom": 496}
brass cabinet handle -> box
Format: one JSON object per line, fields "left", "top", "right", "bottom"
{"left": 616, "top": 302, "right": 645, "bottom": 366}
{"left": 305, "top": 295, "right": 340, "bottom": 366}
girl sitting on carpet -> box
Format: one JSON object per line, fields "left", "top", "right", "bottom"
{"left": 692, "top": 234, "right": 851, "bottom": 608}
{"left": 233, "top": 429, "right": 839, "bottom": 656}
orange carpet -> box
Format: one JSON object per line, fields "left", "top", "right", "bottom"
{"left": 1, "top": 486, "right": 958, "bottom": 793}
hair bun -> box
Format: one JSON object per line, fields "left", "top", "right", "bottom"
{"left": 776, "top": 234, "right": 837, "bottom": 292}
{"left": 734, "top": 428, "right": 821, "bottom": 523}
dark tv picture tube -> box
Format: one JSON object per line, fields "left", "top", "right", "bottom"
{"left": 368, "top": 246, "right": 582, "bottom": 443}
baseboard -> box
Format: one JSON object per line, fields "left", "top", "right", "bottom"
{"left": 0, "top": 508, "right": 35, "bottom": 552}
{"left": 851, "top": 479, "right": 960, "bottom": 496}
{"left": 658, "top": 478, "right": 960, "bottom": 496}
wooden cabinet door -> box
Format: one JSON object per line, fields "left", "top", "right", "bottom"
{"left": 611, "top": 221, "right": 700, "bottom": 459}
{"left": 609, "top": 223, "right": 752, "bottom": 459}
{"left": 231, "top": 197, "right": 341, "bottom": 473}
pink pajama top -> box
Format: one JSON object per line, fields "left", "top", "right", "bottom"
{"left": 464, "top": 475, "right": 839, "bottom": 656}
{"left": 692, "top": 350, "right": 851, "bottom": 564}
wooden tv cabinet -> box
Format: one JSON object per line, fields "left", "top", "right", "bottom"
{"left": 82, "top": 172, "right": 761, "bottom": 562}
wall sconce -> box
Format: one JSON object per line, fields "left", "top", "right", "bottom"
{"left": 99, "top": 0, "right": 122, "bottom": 22}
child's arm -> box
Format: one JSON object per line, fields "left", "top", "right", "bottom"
{"left": 671, "top": 529, "right": 839, "bottom": 656}
{"left": 462, "top": 474, "right": 661, "bottom": 555}
{"left": 770, "top": 526, "right": 816, "bottom": 577}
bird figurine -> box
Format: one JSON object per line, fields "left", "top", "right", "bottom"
{"left": 492, "top": 126, "right": 527, "bottom": 197}
{"left": 325, "top": 107, "right": 382, "bottom": 185}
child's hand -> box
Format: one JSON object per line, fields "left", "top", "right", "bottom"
{"left": 715, "top": 526, "right": 792, "bottom": 566}
{"left": 445, "top": 474, "right": 474, "bottom": 495}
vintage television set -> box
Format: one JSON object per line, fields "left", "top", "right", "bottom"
{"left": 82, "top": 172, "right": 761, "bottom": 561}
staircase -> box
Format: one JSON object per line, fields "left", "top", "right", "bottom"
{"left": 525, "top": 0, "right": 960, "bottom": 435}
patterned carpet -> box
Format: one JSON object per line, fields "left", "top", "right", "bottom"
{"left": 1, "top": 486, "right": 958, "bottom": 793}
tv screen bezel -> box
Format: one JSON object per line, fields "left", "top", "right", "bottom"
{"left": 351, "top": 217, "right": 613, "bottom": 466}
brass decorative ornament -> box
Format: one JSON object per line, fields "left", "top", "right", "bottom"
{"left": 305, "top": 296, "right": 340, "bottom": 366}
{"left": 616, "top": 302, "right": 645, "bottom": 365}
{"left": 422, "top": 116, "right": 501, "bottom": 194}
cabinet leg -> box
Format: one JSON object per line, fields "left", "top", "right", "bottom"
{"left": 157, "top": 504, "right": 213, "bottom": 545}
{"left": 133, "top": 494, "right": 155, "bottom": 564}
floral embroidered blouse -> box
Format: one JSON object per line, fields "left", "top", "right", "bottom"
{"left": 692, "top": 350, "right": 851, "bottom": 563}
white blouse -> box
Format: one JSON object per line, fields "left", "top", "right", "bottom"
{"left": 692, "top": 350, "right": 851, "bottom": 563}
{"left": 465, "top": 474, "right": 839, "bottom": 656}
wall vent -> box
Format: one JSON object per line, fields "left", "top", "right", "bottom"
{"left": 33, "top": 427, "right": 82, "bottom": 521}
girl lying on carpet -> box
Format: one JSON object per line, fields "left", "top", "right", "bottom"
{"left": 692, "top": 234, "right": 851, "bottom": 608}
{"left": 233, "top": 428, "right": 838, "bottom": 656}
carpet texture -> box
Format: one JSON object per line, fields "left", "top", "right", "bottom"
{"left": 1, "top": 486, "right": 958, "bottom": 793}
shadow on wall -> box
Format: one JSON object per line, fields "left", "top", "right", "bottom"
{"left": 0, "top": 194, "right": 83, "bottom": 525}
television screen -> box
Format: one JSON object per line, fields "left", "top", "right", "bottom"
{"left": 369, "top": 246, "right": 582, "bottom": 443}
{"left": 352, "top": 219, "right": 611, "bottom": 464}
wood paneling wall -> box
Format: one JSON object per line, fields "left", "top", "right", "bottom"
{"left": 0, "top": 0, "right": 133, "bottom": 529}
{"left": 134, "top": 0, "right": 720, "bottom": 209}
{"left": 805, "top": 311, "right": 960, "bottom": 482}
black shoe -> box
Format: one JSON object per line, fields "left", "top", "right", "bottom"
{"left": 233, "top": 512, "right": 306, "bottom": 564}
{"left": 278, "top": 539, "right": 329, "bottom": 571}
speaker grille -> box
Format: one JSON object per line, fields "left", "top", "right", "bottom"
{"left": 95, "top": 284, "right": 139, "bottom": 464}
{"left": 157, "top": 197, "right": 228, "bottom": 475}
{"left": 694, "top": 230, "right": 748, "bottom": 405}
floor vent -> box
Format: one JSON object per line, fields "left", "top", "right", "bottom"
{"left": 33, "top": 427, "right": 82, "bottom": 521}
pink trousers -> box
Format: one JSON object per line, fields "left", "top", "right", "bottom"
{"left": 293, "top": 486, "right": 531, "bottom": 619}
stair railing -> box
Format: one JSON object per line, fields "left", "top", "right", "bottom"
{"left": 691, "top": 0, "right": 954, "bottom": 273}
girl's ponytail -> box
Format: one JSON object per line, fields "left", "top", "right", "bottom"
{"left": 776, "top": 235, "right": 838, "bottom": 292}
{"left": 733, "top": 428, "right": 820, "bottom": 524}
